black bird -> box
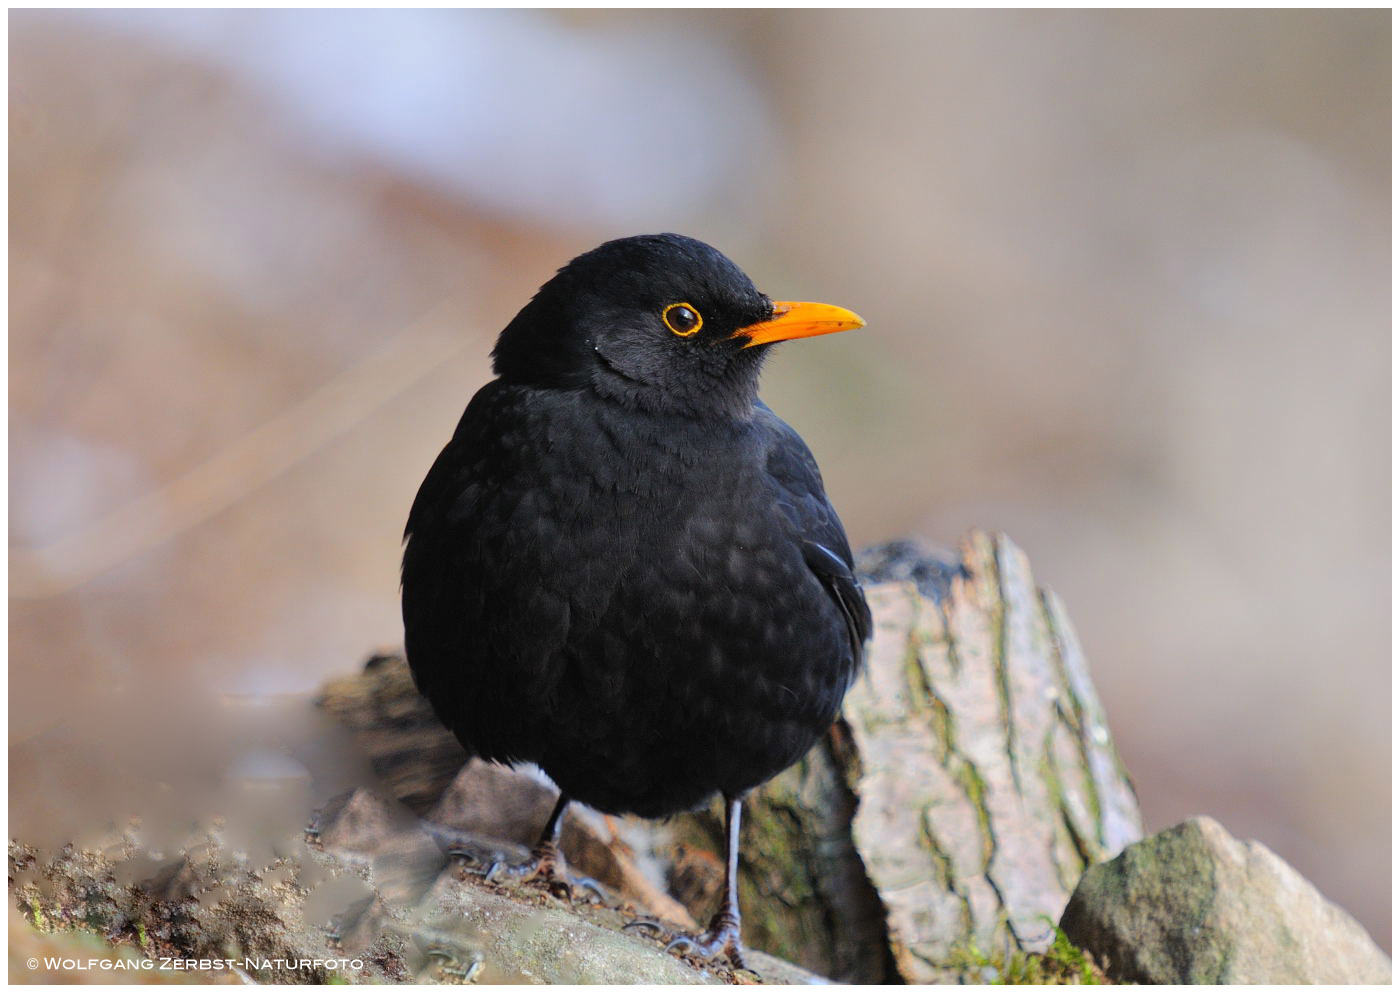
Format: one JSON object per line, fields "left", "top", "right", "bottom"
{"left": 401, "top": 234, "right": 871, "bottom": 968}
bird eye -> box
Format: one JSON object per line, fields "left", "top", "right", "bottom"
{"left": 662, "top": 303, "right": 702, "bottom": 337}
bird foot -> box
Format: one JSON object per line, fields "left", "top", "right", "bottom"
{"left": 625, "top": 911, "right": 747, "bottom": 971}
{"left": 468, "top": 842, "right": 605, "bottom": 906}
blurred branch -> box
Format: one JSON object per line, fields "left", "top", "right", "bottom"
{"left": 10, "top": 303, "right": 469, "bottom": 600}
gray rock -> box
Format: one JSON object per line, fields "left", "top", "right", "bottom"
{"left": 1060, "top": 816, "right": 1391, "bottom": 984}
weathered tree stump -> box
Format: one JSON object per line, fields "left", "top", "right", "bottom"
{"left": 316, "top": 529, "right": 1140, "bottom": 983}
{"left": 853, "top": 531, "right": 1141, "bottom": 978}
{"left": 667, "top": 531, "right": 1141, "bottom": 982}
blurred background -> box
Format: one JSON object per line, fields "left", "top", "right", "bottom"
{"left": 10, "top": 9, "right": 1389, "bottom": 950}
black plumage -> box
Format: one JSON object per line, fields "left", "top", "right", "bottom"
{"left": 401, "top": 234, "right": 871, "bottom": 967}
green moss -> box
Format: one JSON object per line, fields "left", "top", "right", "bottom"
{"left": 936, "top": 597, "right": 965, "bottom": 677}
{"left": 1038, "top": 729, "right": 1096, "bottom": 891}
{"left": 953, "top": 761, "right": 995, "bottom": 867}
{"left": 943, "top": 922, "right": 1106, "bottom": 984}
{"left": 989, "top": 603, "right": 1018, "bottom": 786}
{"left": 928, "top": 690, "right": 955, "bottom": 762}
{"left": 902, "top": 635, "right": 934, "bottom": 712}
{"left": 915, "top": 806, "right": 972, "bottom": 936}
{"left": 1044, "top": 920, "right": 1106, "bottom": 984}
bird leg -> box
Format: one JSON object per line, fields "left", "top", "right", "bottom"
{"left": 478, "top": 794, "right": 604, "bottom": 904}
{"left": 663, "top": 795, "right": 748, "bottom": 970}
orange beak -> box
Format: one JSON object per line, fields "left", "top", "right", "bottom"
{"left": 731, "top": 301, "right": 866, "bottom": 348}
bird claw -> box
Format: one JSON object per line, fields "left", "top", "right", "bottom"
{"left": 444, "top": 845, "right": 484, "bottom": 870}
{"left": 568, "top": 875, "right": 608, "bottom": 904}
{"left": 628, "top": 913, "right": 747, "bottom": 971}
{"left": 665, "top": 931, "right": 746, "bottom": 970}
{"left": 482, "top": 856, "right": 545, "bottom": 885}
{"left": 539, "top": 870, "right": 605, "bottom": 907}
{"left": 475, "top": 848, "right": 604, "bottom": 905}
{"left": 664, "top": 934, "right": 700, "bottom": 955}
{"left": 476, "top": 844, "right": 553, "bottom": 885}
{"left": 621, "top": 917, "right": 668, "bottom": 937}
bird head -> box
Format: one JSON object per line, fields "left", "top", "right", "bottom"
{"left": 491, "top": 234, "right": 864, "bottom": 418}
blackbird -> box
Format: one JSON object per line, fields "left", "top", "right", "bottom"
{"left": 401, "top": 233, "right": 871, "bottom": 968}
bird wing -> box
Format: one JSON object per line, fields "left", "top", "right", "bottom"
{"left": 756, "top": 404, "right": 872, "bottom": 669}
{"left": 401, "top": 382, "right": 578, "bottom": 762}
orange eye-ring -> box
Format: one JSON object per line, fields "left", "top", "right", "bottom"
{"left": 663, "top": 302, "right": 703, "bottom": 337}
